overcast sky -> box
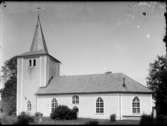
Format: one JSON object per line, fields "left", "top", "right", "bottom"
{"left": 0, "top": 2, "right": 166, "bottom": 87}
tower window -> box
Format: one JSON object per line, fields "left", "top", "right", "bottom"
{"left": 29, "top": 60, "right": 32, "bottom": 67}
{"left": 33, "top": 59, "right": 36, "bottom": 66}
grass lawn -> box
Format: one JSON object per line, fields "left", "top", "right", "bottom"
{"left": 37, "top": 117, "right": 140, "bottom": 125}
{"left": 0, "top": 113, "right": 17, "bottom": 124}
{"left": 0, "top": 113, "right": 140, "bottom": 125}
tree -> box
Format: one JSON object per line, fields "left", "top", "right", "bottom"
{"left": 147, "top": 55, "right": 167, "bottom": 115}
{"left": 163, "top": 3, "right": 167, "bottom": 53}
{"left": 1, "top": 56, "right": 17, "bottom": 115}
{"left": 147, "top": 3, "right": 167, "bottom": 116}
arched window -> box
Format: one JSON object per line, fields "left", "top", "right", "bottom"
{"left": 96, "top": 97, "right": 104, "bottom": 113}
{"left": 27, "top": 100, "right": 31, "bottom": 112}
{"left": 33, "top": 59, "right": 36, "bottom": 66}
{"left": 132, "top": 97, "right": 140, "bottom": 114}
{"left": 51, "top": 98, "right": 58, "bottom": 113}
{"left": 72, "top": 95, "right": 79, "bottom": 104}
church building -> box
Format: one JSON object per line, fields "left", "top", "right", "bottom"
{"left": 16, "top": 14, "right": 153, "bottom": 120}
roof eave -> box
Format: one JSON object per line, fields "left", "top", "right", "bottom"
{"left": 36, "top": 91, "right": 153, "bottom": 96}
{"left": 16, "top": 53, "right": 61, "bottom": 63}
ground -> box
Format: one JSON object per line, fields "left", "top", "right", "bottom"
{"left": 38, "top": 117, "right": 140, "bottom": 125}
{"left": 0, "top": 113, "right": 140, "bottom": 125}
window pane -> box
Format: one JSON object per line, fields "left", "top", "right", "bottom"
{"left": 133, "top": 108, "right": 136, "bottom": 113}
{"left": 137, "top": 108, "right": 140, "bottom": 113}
{"left": 100, "top": 108, "right": 104, "bottom": 113}
{"left": 96, "top": 108, "right": 99, "bottom": 113}
{"left": 33, "top": 59, "right": 36, "bottom": 66}
{"left": 29, "top": 60, "right": 31, "bottom": 66}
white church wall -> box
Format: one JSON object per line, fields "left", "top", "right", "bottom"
{"left": 17, "top": 55, "right": 49, "bottom": 115}
{"left": 16, "top": 58, "right": 23, "bottom": 115}
{"left": 21, "top": 56, "right": 41, "bottom": 114}
{"left": 36, "top": 93, "right": 152, "bottom": 120}
{"left": 121, "top": 93, "right": 152, "bottom": 120}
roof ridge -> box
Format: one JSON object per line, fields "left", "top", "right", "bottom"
{"left": 58, "top": 72, "right": 122, "bottom": 78}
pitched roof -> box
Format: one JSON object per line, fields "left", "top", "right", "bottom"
{"left": 30, "top": 15, "right": 48, "bottom": 54}
{"left": 16, "top": 15, "right": 61, "bottom": 63}
{"left": 36, "top": 73, "right": 152, "bottom": 95}
{"left": 17, "top": 50, "right": 61, "bottom": 63}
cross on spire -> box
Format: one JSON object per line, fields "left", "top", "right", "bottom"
{"left": 30, "top": 8, "right": 48, "bottom": 54}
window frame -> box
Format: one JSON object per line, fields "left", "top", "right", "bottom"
{"left": 51, "top": 98, "right": 58, "bottom": 113}
{"left": 29, "top": 59, "right": 32, "bottom": 67}
{"left": 33, "top": 59, "right": 36, "bottom": 66}
{"left": 27, "top": 100, "right": 31, "bottom": 112}
{"left": 96, "top": 97, "right": 104, "bottom": 114}
{"left": 72, "top": 95, "right": 79, "bottom": 104}
{"left": 132, "top": 96, "right": 140, "bottom": 114}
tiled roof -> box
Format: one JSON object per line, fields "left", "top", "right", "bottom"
{"left": 36, "top": 73, "right": 152, "bottom": 95}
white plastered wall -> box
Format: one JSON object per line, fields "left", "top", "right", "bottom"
{"left": 36, "top": 93, "right": 152, "bottom": 120}
{"left": 17, "top": 55, "right": 60, "bottom": 115}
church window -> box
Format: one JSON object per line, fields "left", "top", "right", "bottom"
{"left": 29, "top": 60, "right": 32, "bottom": 67}
{"left": 96, "top": 97, "right": 104, "bottom": 113}
{"left": 27, "top": 100, "right": 31, "bottom": 112}
{"left": 132, "top": 96, "right": 140, "bottom": 114}
{"left": 51, "top": 98, "right": 58, "bottom": 113}
{"left": 33, "top": 59, "right": 36, "bottom": 66}
{"left": 72, "top": 95, "right": 79, "bottom": 104}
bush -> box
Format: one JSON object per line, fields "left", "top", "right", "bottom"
{"left": 15, "top": 112, "right": 34, "bottom": 125}
{"left": 50, "top": 105, "right": 77, "bottom": 120}
{"left": 34, "top": 112, "right": 43, "bottom": 123}
{"left": 156, "top": 115, "right": 167, "bottom": 125}
{"left": 110, "top": 114, "right": 116, "bottom": 122}
{"left": 35, "top": 112, "right": 43, "bottom": 118}
{"left": 0, "top": 114, "right": 17, "bottom": 124}
{"left": 140, "top": 114, "right": 155, "bottom": 125}
{"left": 85, "top": 120, "right": 99, "bottom": 125}
{"left": 140, "top": 114, "right": 167, "bottom": 125}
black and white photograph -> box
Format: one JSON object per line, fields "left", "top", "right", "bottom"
{"left": 0, "top": 1, "right": 166, "bottom": 125}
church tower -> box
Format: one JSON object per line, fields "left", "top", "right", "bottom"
{"left": 16, "top": 11, "right": 61, "bottom": 115}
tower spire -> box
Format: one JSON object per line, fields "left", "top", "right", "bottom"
{"left": 30, "top": 7, "right": 48, "bottom": 54}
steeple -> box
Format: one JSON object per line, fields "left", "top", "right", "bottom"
{"left": 30, "top": 8, "right": 48, "bottom": 54}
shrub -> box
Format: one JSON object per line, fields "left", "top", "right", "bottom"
{"left": 35, "top": 112, "right": 43, "bottom": 118}
{"left": 0, "top": 114, "right": 17, "bottom": 124}
{"left": 85, "top": 120, "right": 99, "bottom": 125}
{"left": 139, "top": 114, "right": 154, "bottom": 125}
{"left": 110, "top": 114, "right": 116, "bottom": 122}
{"left": 140, "top": 114, "right": 167, "bottom": 125}
{"left": 15, "top": 112, "right": 34, "bottom": 125}
{"left": 50, "top": 105, "right": 77, "bottom": 120}
{"left": 34, "top": 112, "right": 43, "bottom": 123}
{"left": 156, "top": 115, "right": 167, "bottom": 125}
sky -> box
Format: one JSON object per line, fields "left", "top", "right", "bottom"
{"left": 0, "top": 2, "right": 166, "bottom": 88}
